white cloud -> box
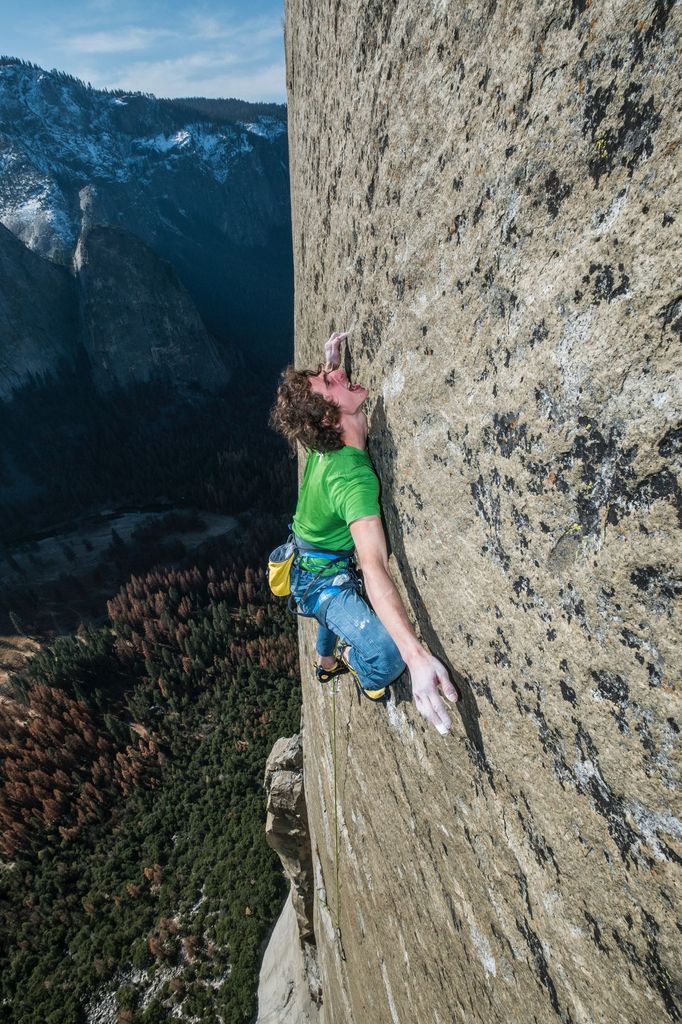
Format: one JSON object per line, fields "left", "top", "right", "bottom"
{"left": 104, "top": 56, "right": 286, "bottom": 101}
{"left": 31, "top": 6, "right": 287, "bottom": 102}
{"left": 186, "top": 12, "right": 283, "bottom": 45}
{"left": 62, "top": 13, "right": 282, "bottom": 55}
{"left": 63, "top": 27, "right": 178, "bottom": 54}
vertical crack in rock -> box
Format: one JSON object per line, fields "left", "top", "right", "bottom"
{"left": 371, "top": 395, "right": 496, "bottom": 789}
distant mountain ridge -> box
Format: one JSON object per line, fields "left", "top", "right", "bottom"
{"left": 0, "top": 56, "right": 293, "bottom": 372}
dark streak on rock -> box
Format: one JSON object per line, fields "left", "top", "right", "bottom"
{"left": 611, "top": 910, "right": 681, "bottom": 1021}
{"left": 587, "top": 262, "right": 631, "bottom": 303}
{"left": 658, "top": 296, "right": 682, "bottom": 337}
{"left": 470, "top": 475, "right": 511, "bottom": 572}
{"left": 630, "top": 0, "right": 676, "bottom": 65}
{"left": 573, "top": 722, "right": 651, "bottom": 867}
{"left": 564, "top": 0, "right": 588, "bottom": 30}
{"left": 515, "top": 915, "right": 568, "bottom": 1019}
{"left": 544, "top": 169, "right": 572, "bottom": 218}
{"left": 591, "top": 669, "right": 629, "bottom": 732}
{"left": 360, "top": 313, "right": 383, "bottom": 359}
{"left": 536, "top": 418, "right": 682, "bottom": 549}
{"left": 485, "top": 411, "right": 535, "bottom": 458}
{"left": 585, "top": 911, "right": 611, "bottom": 953}
{"left": 659, "top": 424, "right": 682, "bottom": 457}
{"left": 529, "top": 320, "right": 549, "bottom": 349}
{"left": 560, "top": 679, "right": 577, "bottom": 705}
{"left": 586, "top": 82, "right": 662, "bottom": 186}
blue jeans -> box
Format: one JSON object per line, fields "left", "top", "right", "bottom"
{"left": 290, "top": 560, "right": 406, "bottom": 691}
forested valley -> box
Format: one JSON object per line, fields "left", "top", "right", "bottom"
{"left": 0, "top": 351, "right": 288, "bottom": 545}
{"left": 0, "top": 358, "right": 301, "bottom": 1023}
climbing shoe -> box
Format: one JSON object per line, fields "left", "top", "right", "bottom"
{"left": 336, "top": 644, "right": 389, "bottom": 704}
{"left": 354, "top": 679, "right": 390, "bottom": 704}
{"left": 315, "top": 658, "right": 348, "bottom": 684}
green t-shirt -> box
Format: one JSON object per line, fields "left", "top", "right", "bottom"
{"left": 292, "top": 446, "right": 381, "bottom": 568}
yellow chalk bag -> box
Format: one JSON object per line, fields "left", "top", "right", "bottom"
{"left": 268, "top": 540, "right": 296, "bottom": 597}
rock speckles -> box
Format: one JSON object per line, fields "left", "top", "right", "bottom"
{"left": 283, "top": 1, "right": 681, "bottom": 1021}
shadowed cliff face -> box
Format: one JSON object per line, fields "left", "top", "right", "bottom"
{"left": 75, "top": 223, "right": 231, "bottom": 393}
{"left": 0, "top": 223, "right": 78, "bottom": 398}
{"left": 283, "top": 1, "right": 681, "bottom": 1022}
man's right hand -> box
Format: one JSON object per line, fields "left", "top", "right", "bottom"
{"left": 323, "top": 330, "right": 348, "bottom": 370}
{"left": 407, "top": 650, "right": 459, "bottom": 736}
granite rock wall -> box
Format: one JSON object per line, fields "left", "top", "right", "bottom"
{"left": 0, "top": 223, "right": 78, "bottom": 398}
{"left": 264, "top": 733, "right": 316, "bottom": 944}
{"left": 258, "top": 734, "right": 322, "bottom": 1023}
{"left": 282, "top": 1, "right": 680, "bottom": 1022}
{"left": 74, "top": 220, "right": 230, "bottom": 393}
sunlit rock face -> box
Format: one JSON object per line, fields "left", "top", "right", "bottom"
{"left": 258, "top": 734, "right": 322, "bottom": 1024}
{"left": 282, "top": 1, "right": 681, "bottom": 1022}
{"left": 264, "top": 733, "right": 315, "bottom": 944}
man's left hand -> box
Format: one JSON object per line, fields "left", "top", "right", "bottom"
{"left": 323, "top": 330, "right": 348, "bottom": 370}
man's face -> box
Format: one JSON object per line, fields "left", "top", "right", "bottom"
{"left": 308, "top": 366, "right": 368, "bottom": 413}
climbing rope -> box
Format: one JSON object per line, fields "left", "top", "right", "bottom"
{"left": 314, "top": 671, "right": 344, "bottom": 957}
{"left": 330, "top": 675, "right": 341, "bottom": 937}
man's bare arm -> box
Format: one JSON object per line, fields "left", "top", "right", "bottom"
{"left": 350, "top": 516, "right": 424, "bottom": 662}
{"left": 350, "top": 515, "right": 458, "bottom": 735}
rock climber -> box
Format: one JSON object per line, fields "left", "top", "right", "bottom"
{"left": 269, "top": 330, "right": 458, "bottom": 736}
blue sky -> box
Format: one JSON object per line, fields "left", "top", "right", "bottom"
{"left": 1, "top": 0, "right": 287, "bottom": 102}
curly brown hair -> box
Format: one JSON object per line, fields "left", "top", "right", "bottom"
{"left": 269, "top": 363, "right": 344, "bottom": 455}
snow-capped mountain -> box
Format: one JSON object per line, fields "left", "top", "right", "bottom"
{"left": 0, "top": 58, "right": 292, "bottom": 369}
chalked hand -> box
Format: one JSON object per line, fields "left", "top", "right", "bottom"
{"left": 323, "top": 330, "right": 348, "bottom": 370}
{"left": 408, "top": 651, "right": 459, "bottom": 736}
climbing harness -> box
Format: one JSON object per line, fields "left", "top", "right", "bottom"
{"left": 285, "top": 529, "right": 359, "bottom": 619}
{"left": 267, "top": 529, "right": 351, "bottom": 605}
